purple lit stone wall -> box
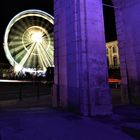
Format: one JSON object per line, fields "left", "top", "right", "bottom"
{"left": 53, "top": 0, "right": 112, "bottom": 116}
{"left": 113, "top": 0, "right": 140, "bottom": 102}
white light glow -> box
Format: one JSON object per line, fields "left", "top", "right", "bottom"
{"left": 4, "top": 9, "right": 54, "bottom": 74}
{"left": 31, "top": 32, "right": 43, "bottom": 43}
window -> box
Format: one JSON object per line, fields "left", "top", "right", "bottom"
{"left": 113, "top": 46, "right": 116, "bottom": 53}
{"left": 113, "top": 56, "right": 117, "bottom": 66}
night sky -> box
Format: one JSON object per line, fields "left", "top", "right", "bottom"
{"left": 0, "top": 0, "right": 116, "bottom": 64}
{"left": 103, "top": 0, "right": 117, "bottom": 42}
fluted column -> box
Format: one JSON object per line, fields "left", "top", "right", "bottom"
{"left": 113, "top": 0, "right": 140, "bottom": 104}
{"left": 53, "top": 0, "right": 112, "bottom": 116}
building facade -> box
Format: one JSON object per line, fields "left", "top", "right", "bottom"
{"left": 106, "top": 40, "right": 120, "bottom": 69}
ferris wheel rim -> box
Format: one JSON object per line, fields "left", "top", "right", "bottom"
{"left": 4, "top": 9, "right": 54, "bottom": 73}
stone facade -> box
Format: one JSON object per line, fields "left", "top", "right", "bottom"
{"left": 106, "top": 40, "right": 120, "bottom": 69}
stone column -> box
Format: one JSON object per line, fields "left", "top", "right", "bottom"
{"left": 113, "top": 0, "right": 140, "bottom": 104}
{"left": 53, "top": 0, "right": 112, "bottom": 116}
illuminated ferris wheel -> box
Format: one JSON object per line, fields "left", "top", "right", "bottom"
{"left": 4, "top": 9, "right": 54, "bottom": 73}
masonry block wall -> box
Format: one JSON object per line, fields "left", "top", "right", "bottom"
{"left": 53, "top": 0, "right": 112, "bottom": 116}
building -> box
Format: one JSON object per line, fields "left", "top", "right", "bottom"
{"left": 106, "top": 40, "right": 120, "bottom": 69}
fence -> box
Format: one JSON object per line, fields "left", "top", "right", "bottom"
{"left": 0, "top": 80, "right": 53, "bottom": 103}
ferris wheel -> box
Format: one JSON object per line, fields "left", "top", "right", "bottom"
{"left": 4, "top": 9, "right": 54, "bottom": 73}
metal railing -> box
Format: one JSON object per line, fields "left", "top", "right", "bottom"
{"left": 0, "top": 80, "right": 53, "bottom": 101}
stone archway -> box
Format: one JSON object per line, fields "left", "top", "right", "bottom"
{"left": 52, "top": 0, "right": 112, "bottom": 116}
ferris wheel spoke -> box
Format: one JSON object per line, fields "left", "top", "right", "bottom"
{"left": 14, "top": 49, "right": 26, "bottom": 62}
{"left": 38, "top": 18, "right": 44, "bottom": 28}
{"left": 9, "top": 41, "right": 23, "bottom": 49}
{"left": 44, "top": 22, "right": 50, "bottom": 30}
{"left": 23, "top": 32, "right": 32, "bottom": 41}
{"left": 24, "top": 41, "right": 33, "bottom": 47}
{"left": 36, "top": 17, "right": 41, "bottom": 27}
{"left": 9, "top": 34, "right": 22, "bottom": 42}
{"left": 32, "top": 54, "right": 38, "bottom": 68}
{"left": 22, "top": 18, "right": 32, "bottom": 29}
{"left": 40, "top": 42, "right": 53, "bottom": 54}
{"left": 23, "top": 42, "right": 33, "bottom": 50}
{"left": 25, "top": 53, "right": 37, "bottom": 68}
{"left": 46, "top": 51, "right": 53, "bottom": 65}
{"left": 38, "top": 52, "right": 48, "bottom": 69}
{"left": 10, "top": 45, "right": 25, "bottom": 55}
{"left": 43, "top": 45, "right": 53, "bottom": 62}
{"left": 15, "top": 24, "right": 27, "bottom": 34}
{"left": 18, "top": 43, "right": 36, "bottom": 67}
{"left": 37, "top": 44, "right": 48, "bottom": 67}
{"left": 10, "top": 28, "right": 23, "bottom": 37}
{"left": 38, "top": 45, "right": 52, "bottom": 67}
{"left": 42, "top": 34, "right": 47, "bottom": 38}
{"left": 39, "top": 44, "right": 52, "bottom": 66}
{"left": 37, "top": 47, "right": 46, "bottom": 70}
{"left": 42, "top": 36, "right": 50, "bottom": 43}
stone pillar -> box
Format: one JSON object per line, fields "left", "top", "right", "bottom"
{"left": 53, "top": 0, "right": 112, "bottom": 116}
{"left": 113, "top": 0, "right": 140, "bottom": 104}
{"left": 53, "top": 0, "right": 68, "bottom": 108}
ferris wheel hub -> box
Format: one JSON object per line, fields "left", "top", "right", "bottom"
{"left": 31, "top": 32, "right": 43, "bottom": 43}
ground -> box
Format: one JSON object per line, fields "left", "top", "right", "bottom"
{"left": 0, "top": 105, "right": 139, "bottom": 140}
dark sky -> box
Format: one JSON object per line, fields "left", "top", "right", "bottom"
{"left": 0, "top": 0, "right": 116, "bottom": 64}
{"left": 102, "top": 0, "right": 117, "bottom": 42}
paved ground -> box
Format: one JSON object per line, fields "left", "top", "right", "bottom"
{"left": 95, "top": 105, "right": 140, "bottom": 140}
{"left": 0, "top": 105, "right": 139, "bottom": 140}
